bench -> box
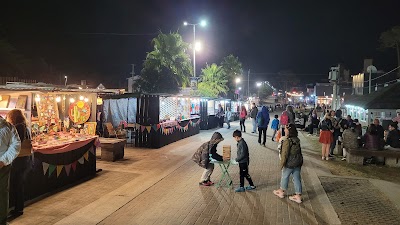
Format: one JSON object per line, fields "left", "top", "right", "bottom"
{"left": 347, "top": 148, "right": 400, "bottom": 167}
{"left": 99, "top": 138, "right": 127, "bottom": 162}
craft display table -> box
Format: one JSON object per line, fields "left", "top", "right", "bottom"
{"left": 99, "top": 138, "right": 127, "bottom": 161}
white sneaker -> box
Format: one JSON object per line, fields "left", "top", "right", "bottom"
{"left": 325, "top": 157, "right": 329, "bottom": 161}
{"left": 322, "top": 157, "right": 325, "bottom": 160}
{"left": 341, "top": 157, "right": 346, "bottom": 161}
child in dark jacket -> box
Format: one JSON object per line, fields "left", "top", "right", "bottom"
{"left": 271, "top": 115, "right": 280, "bottom": 141}
{"left": 233, "top": 130, "right": 256, "bottom": 192}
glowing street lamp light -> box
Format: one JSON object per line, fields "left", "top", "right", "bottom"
{"left": 256, "top": 82, "right": 262, "bottom": 87}
{"left": 183, "top": 19, "right": 207, "bottom": 78}
{"left": 235, "top": 78, "right": 241, "bottom": 84}
{"left": 195, "top": 41, "right": 202, "bottom": 51}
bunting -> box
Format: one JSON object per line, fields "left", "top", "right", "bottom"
{"left": 130, "top": 119, "right": 201, "bottom": 135}
{"left": 41, "top": 149, "right": 95, "bottom": 178}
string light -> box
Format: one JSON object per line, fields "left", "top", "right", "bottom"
{"left": 79, "top": 96, "right": 84, "bottom": 101}
{"left": 56, "top": 96, "right": 61, "bottom": 102}
{"left": 84, "top": 98, "right": 89, "bottom": 102}
{"left": 70, "top": 98, "right": 75, "bottom": 103}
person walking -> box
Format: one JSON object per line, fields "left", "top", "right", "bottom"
{"left": 0, "top": 116, "right": 21, "bottom": 225}
{"left": 256, "top": 106, "right": 270, "bottom": 147}
{"left": 250, "top": 103, "right": 258, "bottom": 133}
{"left": 216, "top": 104, "right": 225, "bottom": 128}
{"left": 192, "top": 132, "right": 224, "bottom": 186}
{"left": 319, "top": 113, "right": 333, "bottom": 160}
{"left": 7, "top": 109, "right": 31, "bottom": 218}
{"left": 280, "top": 107, "right": 289, "bottom": 136}
{"left": 225, "top": 107, "right": 232, "bottom": 129}
{"left": 232, "top": 130, "right": 256, "bottom": 192}
{"left": 273, "top": 124, "right": 303, "bottom": 203}
{"left": 329, "top": 110, "right": 344, "bottom": 157}
{"left": 239, "top": 106, "right": 247, "bottom": 133}
{"left": 271, "top": 115, "right": 280, "bottom": 141}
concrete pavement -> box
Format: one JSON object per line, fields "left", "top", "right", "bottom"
{"left": 9, "top": 118, "right": 400, "bottom": 224}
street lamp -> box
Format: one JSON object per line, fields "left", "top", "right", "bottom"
{"left": 183, "top": 20, "right": 207, "bottom": 78}
{"left": 235, "top": 78, "right": 241, "bottom": 100}
{"left": 256, "top": 82, "right": 262, "bottom": 98}
{"left": 64, "top": 75, "right": 68, "bottom": 87}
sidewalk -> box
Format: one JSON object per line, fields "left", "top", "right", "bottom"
{"left": 9, "top": 119, "right": 398, "bottom": 224}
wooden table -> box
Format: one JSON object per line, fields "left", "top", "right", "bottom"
{"left": 99, "top": 138, "right": 127, "bottom": 162}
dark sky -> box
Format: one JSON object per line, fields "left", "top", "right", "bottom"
{"left": 1, "top": 0, "right": 400, "bottom": 88}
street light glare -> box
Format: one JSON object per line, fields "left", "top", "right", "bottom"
{"left": 183, "top": 21, "right": 188, "bottom": 26}
{"left": 256, "top": 82, "right": 262, "bottom": 87}
{"left": 235, "top": 78, "right": 241, "bottom": 83}
{"left": 195, "top": 41, "right": 202, "bottom": 51}
{"left": 200, "top": 20, "right": 207, "bottom": 27}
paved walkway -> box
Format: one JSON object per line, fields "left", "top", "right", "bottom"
{"left": 9, "top": 119, "right": 400, "bottom": 224}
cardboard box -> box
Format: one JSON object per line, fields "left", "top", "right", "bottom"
{"left": 223, "top": 145, "right": 231, "bottom": 160}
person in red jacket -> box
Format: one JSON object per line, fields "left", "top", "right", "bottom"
{"left": 239, "top": 106, "right": 247, "bottom": 133}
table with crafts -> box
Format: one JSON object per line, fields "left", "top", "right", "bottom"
{"left": 11, "top": 133, "right": 99, "bottom": 205}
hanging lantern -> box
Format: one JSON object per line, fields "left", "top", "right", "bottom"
{"left": 96, "top": 97, "right": 103, "bottom": 105}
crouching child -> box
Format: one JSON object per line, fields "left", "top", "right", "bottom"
{"left": 192, "top": 132, "right": 224, "bottom": 186}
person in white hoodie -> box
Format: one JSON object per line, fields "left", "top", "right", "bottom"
{"left": 0, "top": 117, "right": 21, "bottom": 225}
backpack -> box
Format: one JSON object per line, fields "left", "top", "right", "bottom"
{"left": 285, "top": 138, "right": 303, "bottom": 168}
{"left": 257, "top": 114, "right": 265, "bottom": 127}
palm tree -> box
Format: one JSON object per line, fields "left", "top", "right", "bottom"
{"left": 197, "top": 63, "right": 228, "bottom": 98}
{"left": 139, "top": 32, "right": 192, "bottom": 93}
{"left": 221, "top": 54, "right": 243, "bottom": 98}
{"left": 380, "top": 26, "right": 400, "bottom": 77}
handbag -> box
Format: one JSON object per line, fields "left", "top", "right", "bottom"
{"left": 19, "top": 127, "right": 32, "bottom": 157}
{"left": 285, "top": 138, "right": 303, "bottom": 168}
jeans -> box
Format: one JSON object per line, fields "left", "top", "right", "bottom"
{"left": 258, "top": 127, "right": 267, "bottom": 145}
{"left": 240, "top": 119, "right": 246, "bottom": 132}
{"left": 272, "top": 129, "right": 277, "bottom": 140}
{"left": 226, "top": 120, "right": 230, "bottom": 129}
{"left": 252, "top": 118, "right": 257, "bottom": 133}
{"left": 280, "top": 167, "right": 302, "bottom": 194}
{"left": 330, "top": 131, "right": 341, "bottom": 155}
{"left": 0, "top": 165, "right": 11, "bottom": 225}
{"left": 200, "top": 163, "right": 214, "bottom": 182}
{"left": 10, "top": 156, "right": 31, "bottom": 213}
{"left": 239, "top": 162, "right": 254, "bottom": 187}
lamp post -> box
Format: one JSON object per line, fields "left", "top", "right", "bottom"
{"left": 256, "top": 82, "right": 262, "bottom": 99}
{"left": 64, "top": 75, "right": 68, "bottom": 87}
{"left": 183, "top": 20, "right": 207, "bottom": 79}
{"left": 235, "top": 78, "right": 241, "bottom": 100}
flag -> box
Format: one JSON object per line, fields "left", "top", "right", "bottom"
{"left": 56, "top": 165, "right": 63, "bottom": 177}
{"left": 71, "top": 161, "right": 77, "bottom": 172}
{"left": 42, "top": 162, "right": 49, "bottom": 175}
{"left": 48, "top": 164, "right": 56, "bottom": 177}
{"left": 89, "top": 147, "right": 95, "bottom": 155}
{"left": 83, "top": 151, "right": 89, "bottom": 161}
{"left": 65, "top": 164, "right": 71, "bottom": 176}
{"left": 146, "top": 126, "right": 151, "bottom": 133}
{"left": 78, "top": 157, "right": 84, "bottom": 164}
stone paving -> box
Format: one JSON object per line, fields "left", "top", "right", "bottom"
{"left": 10, "top": 120, "right": 342, "bottom": 225}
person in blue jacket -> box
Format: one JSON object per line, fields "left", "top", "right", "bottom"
{"left": 256, "top": 106, "right": 270, "bottom": 146}
{"left": 271, "top": 114, "right": 280, "bottom": 141}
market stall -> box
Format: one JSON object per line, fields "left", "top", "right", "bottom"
{"left": 102, "top": 94, "right": 200, "bottom": 148}
{"left": 0, "top": 82, "right": 120, "bottom": 206}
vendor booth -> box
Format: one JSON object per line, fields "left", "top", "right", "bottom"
{"left": 102, "top": 94, "right": 200, "bottom": 148}
{"left": 0, "top": 82, "right": 120, "bottom": 206}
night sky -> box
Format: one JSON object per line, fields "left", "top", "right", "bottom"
{"left": 2, "top": 0, "right": 400, "bottom": 88}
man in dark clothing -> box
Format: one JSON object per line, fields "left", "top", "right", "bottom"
{"left": 233, "top": 130, "right": 255, "bottom": 192}
{"left": 250, "top": 103, "right": 258, "bottom": 133}
{"left": 385, "top": 123, "right": 400, "bottom": 148}
{"left": 374, "top": 119, "right": 385, "bottom": 140}
{"left": 256, "top": 106, "right": 270, "bottom": 146}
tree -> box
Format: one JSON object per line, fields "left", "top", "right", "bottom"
{"left": 379, "top": 26, "right": 400, "bottom": 77}
{"left": 197, "top": 63, "right": 228, "bottom": 98}
{"left": 258, "top": 83, "right": 274, "bottom": 105}
{"left": 138, "top": 32, "right": 192, "bottom": 93}
{"left": 220, "top": 54, "right": 243, "bottom": 98}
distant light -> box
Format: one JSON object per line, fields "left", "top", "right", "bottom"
{"left": 79, "top": 96, "right": 84, "bottom": 100}
{"left": 200, "top": 20, "right": 207, "bottom": 27}
{"left": 84, "top": 98, "right": 89, "bottom": 102}
{"left": 256, "top": 82, "right": 262, "bottom": 87}
{"left": 56, "top": 96, "right": 61, "bottom": 102}
{"left": 239, "top": 87, "right": 242, "bottom": 90}
{"left": 70, "top": 98, "right": 75, "bottom": 103}
{"left": 236, "top": 78, "right": 241, "bottom": 83}
{"left": 79, "top": 87, "right": 83, "bottom": 89}
{"left": 183, "top": 21, "right": 188, "bottom": 26}
{"left": 64, "top": 76, "right": 67, "bottom": 79}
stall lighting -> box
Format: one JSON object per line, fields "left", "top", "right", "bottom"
{"left": 173, "top": 97, "right": 176, "bottom": 100}
{"left": 56, "top": 96, "right": 61, "bottom": 102}
{"left": 79, "top": 96, "right": 84, "bottom": 101}
{"left": 63, "top": 96, "right": 66, "bottom": 100}
{"left": 70, "top": 98, "right": 75, "bottom": 103}
{"left": 35, "top": 95, "right": 41, "bottom": 102}
{"left": 0, "top": 96, "right": 2, "bottom": 101}
{"left": 84, "top": 98, "right": 89, "bottom": 102}
{"left": 96, "top": 97, "right": 103, "bottom": 105}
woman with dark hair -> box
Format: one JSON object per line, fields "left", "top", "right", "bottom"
{"left": 341, "top": 122, "right": 358, "bottom": 161}
{"left": 363, "top": 124, "right": 380, "bottom": 150}
{"left": 239, "top": 106, "right": 247, "bottom": 133}
{"left": 6, "top": 109, "right": 31, "bottom": 217}
{"left": 273, "top": 124, "right": 303, "bottom": 203}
